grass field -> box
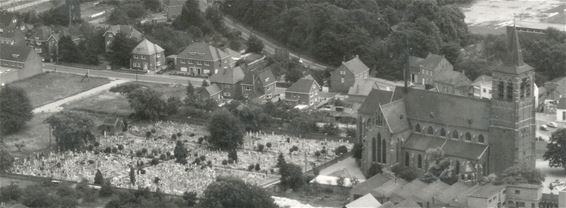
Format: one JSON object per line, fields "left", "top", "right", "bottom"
{"left": 10, "top": 72, "right": 111, "bottom": 107}
{"left": 63, "top": 81, "right": 187, "bottom": 115}
{"left": 270, "top": 185, "right": 350, "bottom": 207}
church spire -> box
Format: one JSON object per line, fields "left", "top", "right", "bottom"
{"left": 508, "top": 25, "right": 524, "bottom": 66}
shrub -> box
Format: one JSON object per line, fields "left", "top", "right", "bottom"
{"left": 194, "top": 158, "right": 201, "bottom": 165}
{"left": 177, "top": 132, "right": 182, "bottom": 137}
{"left": 99, "top": 180, "right": 113, "bottom": 197}
{"left": 94, "top": 142, "right": 100, "bottom": 147}
{"left": 171, "top": 134, "right": 177, "bottom": 140}
{"left": 266, "top": 142, "right": 272, "bottom": 148}
{"left": 200, "top": 155, "right": 206, "bottom": 161}
{"left": 145, "top": 131, "right": 152, "bottom": 137}
{"left": 228, "top": 150, "right": 238, "bottom": 162}
{"left": 159, "top": 154, "right": 166, "bottom": 160}
{"left": 198, "top": 137, "right": 204, "bottom": 144}
{"left": 150, "top": 158, "right": 159, "bottom": 165}
{"left": 255, "top": 163, "right": 260, "bottom": 171}
{"left": 207, "top": 161, "right": 212, "bottom": 167}
{"left": 368, "top": 163, "right": 383, "bottom": 177}
{"left": 87, "top": 145, "right": 94, "bottom": 151}
{"left": 111, "top": 147, "right": 118, "bottom": 153}
{"left": 337, "top": 176, "right": 345, "bottom": 187}
{"left": 248, "top": 164, "right": 255, "bottom": 171}
{"left": 334, "top": 145, "right": 348, "bottom": 156}
{"left": 141, "top": 148, "right": 148, "bottom": 155}
{"left": 391, "top": 165, "right": 419, "bottom": 182}
{"left": 135, "top": 151, "right": 142, "bottom": 157}
{"left": 94, "top": 170, "right": 104, "bottom": 185}
{"left": 104, "top": 147, "right": 111, "bottom": 153}
{"left": 151, "top": 128, "right": 156, "bottom": 133}
{"left": 314, "top": 151, "right": 321, "bottom": 157}
{"left": 222, "top": 160, "right": 228, "bottom": 165}
{"left": 117, "top": 144, "right": 124, "bottom": 150}
{"left": 257, "top": 144, "right": 265, "bottom": 152}
{"left": 189, "top": 133, "right": 195, "bottom": 137}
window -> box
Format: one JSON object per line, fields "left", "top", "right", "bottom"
{"left": 415, "top": 124, "right": 421, "bottom": 132}
{"left": 478, "top": 135, "right": 485, "bottom": 143}
{"left": 525, "top": 79, "right": 531, "bottom": 97}
{"left": 483, "top": 88, "right": 487, "bottom": 93}
{"left": 507, "top": 81, "right": 513, "bottom": 100}
{"left": 563, "top": 111, "right": 566, "bottom": 121}
{"left": 455, "top": 160, "right": 460, "bottom": 174}
{"left": 372, "top": 137, "right": 377, "bottom": 162}
{"left": 377, "top": 133, "right": 382, "bottom": 163}
{"left": 340, "top": 70, "right": 346, "bottom": 75}
{"left": 498, "top": 81, "right": 505, "bottom": 99}
{"left": 341, "top": 78, "right": 344, "bottom": 83}
{"left": 381, "top": 138, "right": 387, "bottom": 163}
{"left": 427, "top": 126, "right": 434, "bottom": 135}
{"left": 180, "top": 60, "right": 186, "bottom": 64}
{"left": 515, "top": 190, "right": 520, "bottom": 194}
{"left": 452, "top": 130, "right": 459, "bottom": 139}
{"left": 440, "top": 128, "right": 446, "bottom": 137}
{"left": 405, "top": 152, "right": 410, "bottom": 166}
{"left": 465, "top": 132, "right": 472, "bottom": 141}
{"left": 417, "top": 154, "right": 422, "bottom": 168}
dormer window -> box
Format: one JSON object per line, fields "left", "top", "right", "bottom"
{"left": 11, "top": 54, "right": 19, "bottom": 58}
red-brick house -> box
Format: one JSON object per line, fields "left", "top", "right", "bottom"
{"left": 0, "top": 43, "right": 43, "bottom": 84}
{"left": 209, "top": 66, "right": 245, "bottom": 98}
{"left": 174, "top": 42, "right": 233, "bottom": 77}
{"left": 241, "top": 69, "right": 276, "bottom": 100}
{"left": 330, "top": 55, "right": 370, "bottom": 93}
{"left": 409, "top": 53, "right": 453, "bottom": 86}
{"left": 130, "top": 39, "right": 165, "bottom": 71}
{"left": 28, "top": 26, "right": 60, "bottom": 62}
{"left": 103, "top": 25, "right": 143, "bottom": 52}
{"left": 285, "top": 77, "right": 321, "bottom": 106}
{"left": 198, "top": 84, "right": 223, "bottom": 102}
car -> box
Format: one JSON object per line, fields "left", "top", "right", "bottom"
{"left": 540, "top": 125, "right": 549, "bottom": 131}
{"left": 548, "top": 122, "right": 558, "bottom": 128}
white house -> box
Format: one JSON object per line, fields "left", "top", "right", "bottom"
{"left": 345, "top": 193, "right": 381, "bottom": 208}
{"left": 472, "top": 75, "right": 539, "bottom": 108}
{"left": 556, "top": 98, "right": 566, "bottom": 122}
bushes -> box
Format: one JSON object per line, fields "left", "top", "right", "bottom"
{"left": 99, "top": 180, "right": 113, "bottom": 197}
{"left": 257, "top": 144, "right": 265, "bottom": 152}
{"left": 94, "top": 170, "right": 104, "bottom": 185}
{"left": 391, "top": 165, "right": 420, "bottom": 182}
{"left": 368, "top": 163, "right": 383, "bottom": 178}
{"left": 334, "top": 145, "right": 348, "bottom": 156}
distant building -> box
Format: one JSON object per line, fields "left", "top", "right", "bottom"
{"left": 433, "top": 69, "right": 472, "bottom": 96}
{"left": 467, "top": 184, "right": 506, "bottom": 208}
{"left": 103, "top": 25, "right": 144, "bottom": 52}
{"left": 27, "top": 26, "right": 61, "bottom": 62}
{"left": 472, "top": 75, "right": 493, "bottom": 99}
{"left": 174, "top": 42, "right": 233, "bottom": 77}
{"left": 330, "top": 55, "right": 370, "bottom": 93}
{"left": 556, "top": 98, "right": 566, "bottom": 122}
{"left": 130, "top": 39, "right": 165, "bottom": 71}
{"left": 505, "top": 183, "right": 543, "bottom": 208}
{"left": 285, "top": 77, "right": 321, "bottom": 106}
{"left": 344, "top": 193, "right": 381, "bottom": 208}
{"left": 0, "top": 44, "right": 43, "bottom": 84}
{"left": 209, "top": 66, "right": 245, "bottom": 98}
{"left": 198, "top": 84, "right": 223, "bottom": 102}
{"left": 66, "top": 0, "right": 81, "bottom": 24}
{"left": 241, "top": 69, "right": 276, "bottom": 100}
{"left": 163, "top": 0, "right": 184, "bottom": 21}
{"left": 409, "top": 53, "right": 453, "bottom": 86}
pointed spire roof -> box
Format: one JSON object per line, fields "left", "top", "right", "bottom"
{"left": 496, "top": 26, "right": 533, "bottom": 74}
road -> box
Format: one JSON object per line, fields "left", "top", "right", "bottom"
{"left": 43, "top": 64, "right": 206, "bottom": 86}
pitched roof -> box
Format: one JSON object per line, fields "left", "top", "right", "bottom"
{"left": 348, "top": 79, "right": 379, "bottom": 97}
{"left": 468, "top": 184, "right": 506, "bottom": 198}
{"left": 371, "top": 178, "right": 408, "bottom": 199}
{"left": 409, "top": 53, "right": 447, "bottom": 72}
{"left": 390, "top": 199, "right": 421, "bottom": 208}
{"left": 351, "top": 174, "right": 393, "bottom": 197}
{"left": 131, "top": 39, "right": 164, "bottom": 55}
{"left": 433, "top": 70, "right": 471, "bottom": 87}
{"left": 105, "top": 25, "right": 143, "bottom": 40}
{"left": 209, "top": 66, "right": 245, "bottom": 84}
{"left": 381, "top": 99, "right": 410, "bottom": 134}
{"left": 443, "top": 139, "right": 488, "bottom": 160}
{"left": 177, "top": 42, "right": 231, "bottom": 61}
{"left": 286, "top": 78, "right": 318, "bottom": 94}
{"left": 341, "top": 55, "right": 370, "bottom": 75}
{"left": 496, "top": 26, "right": 533, "bottom": 75}
{"left": 345, "top": 193, "right": 381, "bottom": 208}
{"left": 242, "top": 69, "right": 276, "bottom": 86}
{"left": 393, "top": 87, "right": 491, "bottom": 130}
{"left": 414, "top": 180, "right": 450, "bottom": 202}
{"left": 436, "top": 182, "right": 476, "bottom": 205}
{"left": 0, "top": 43, "right": 32, "bottom": 62}
{"left": 473, "top": 75, "right": 493, "bottom": 85}
{"left": 390, "top": 179, "right": 428, "bottom": 202}
{"left": 30, "top": 26, "right": 53, "bottom": 41}
{"left": 358, "top": 89, "right": 394, "bottom": 114}
{"left": 203, "top": 84, "right": 222, "bottom": 96}
{"left": 558, "top": 98, "right": 566, "bottom": 109}
{"left": 403, "top": 134, "right": 446, "bottom": 152}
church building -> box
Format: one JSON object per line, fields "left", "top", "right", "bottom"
{"left": 358, "top": 26, "right": 536, "bottom": 180}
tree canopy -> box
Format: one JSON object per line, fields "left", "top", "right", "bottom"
{"left": 197, "top": 177, "right": 278, "bottom": 208}
{"left": 126, "top": 87, "right": 166, "bottom": 120}
{"left": 494, "top": 163, "right": 544, "bottom": 185}
{"left": 0, "top": 86, "right": 33, "bottom": 135}
{"left": 45, "top": 111, "right": 95, "bottom": 151}
{"left": 246, "top": 35, "right": 264, "bottom": 54}
{"left": 108, "top": 32, "right": 138, "bottom": 67}
{"left": 544, "top": 128, "right": 566, "bottom": 170}
{"left": 207, "top": 109, "right": 244, "bottom": 150}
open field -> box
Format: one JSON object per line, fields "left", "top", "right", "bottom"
{"left": 463, "top": 0, "right": 566, "bottom": 34}
{"left": 10, "top": 72, "right": 110, "bottom": 108}
{"left": 63, "top": 81, "right": 187, "bottom": 115}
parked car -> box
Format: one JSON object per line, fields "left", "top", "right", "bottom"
{"left": 548, "top": 122, "right": 558, "bottom": 128}
{"left": 540, "top": 124, "right": 549, "bottom": 131}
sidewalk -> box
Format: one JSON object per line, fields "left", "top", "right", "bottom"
{"left": 32, "top": 79, "right": 130, "bottom": 114}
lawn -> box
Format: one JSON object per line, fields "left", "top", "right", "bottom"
{"left": 10, "top": 72, "right": 111, "bottom": 107}
{"left": 63, "top": 82, "right": 187, "bottom": 115}
{"left": 270, "top": 185, "right": 350, "bottom": 207}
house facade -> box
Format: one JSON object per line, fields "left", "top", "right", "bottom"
{"left": 472, "top": 75, "right": 493, "bottom": 99}
{"left": 103, "top": 25, "right": 143, "bottom": 52}
{"left": 433, "top": 70, "right": 472, "bottom": 96}
{"left": 330, "top": 55, "right": 370, "bottom": 93}
{"left": 285, "top": 78, "right": 321, "bottom": 106}
{"left": 174, "top": 42, "right": 233, "bottom": 77}
{"left": 28, "top": 26, "right": 60, "bottom": 62}
{"left": 198, "top": 84, "right": 223, "bottom": 102}
{"left": 556, "top": 98, "right": 566, "bottom": 122}
{"left": 209, "top": 66, "right": 245, "bottom": 98}
{"left": 241, "top": 69, "right": 277, "bottom": 100}
{"left": 409, "top": 53, "right": 453, "bottom": 86}
{"left": 130, "top": 39, "right": 165, "bottom": 71}
{"left": 0, "top": 43, "right": 43, "bottom": 84}
{"left": 359, "top": 26, "right": 536, "bottom": 180}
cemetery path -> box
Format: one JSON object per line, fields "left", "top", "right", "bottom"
{"left": 32, "top": 79, "right": 130, "bottom": 114}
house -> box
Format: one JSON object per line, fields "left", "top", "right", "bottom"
{"left": 413, "top": 180, "right": 450, "bottom": 207}
{"left": 359, "top": 26, "right": 536, "bottom": 179}
{"left": 347, "top": 79, "right": 380, "bottom": 103}
{"left": 27, "top": 26, "right": 61, "bottom": 62}
{"left": 209, "top": 66, "right": 245, "bottom": 98}
{"left": 540, "top": 193, "right": 558, "bottom": 208}
{"left": 466, "top": 184, "right": 506, "bottom": 208}
{"left": 434, "top": 182, "right": 479, "bottom": 207}
{"left": 103, "top": 25, "right": 143, "bottom": 52}
{"left": 163, "top": 0, "right": 184, "bottom": 21}
{"left": 472, "top": 75, "right": 493, "bottom": 99}
{"left": 344, "top": 193, "right": 381, "bottom": 208}
{"left": 285, "top": 77, "right": 321, "bottom": 106}
{"left": 240, "top": 69, "right": 276, "bottom": 100}
{"left": 556, "top": 98, "right": 566, "bottom": 122}
{"left": 505, "top": 184, "right": 542, "bottom": 208}
{"left": 330, "top": 55, "right": 370, "bottom": 93}
{"left": 130, "top": 39, "right": 165, "bottom": 71}
{"left": 198, "top": 84, "right": 223, "bottom": 102}
{"left": 0, "top": 44, "right": 43, "bottom": 84}
{"left": 433, "top": 70, "right": 472, "bottom": 96}
{"left": 98, "top": 118, "right": 125, "bottom": 136}
{"left": 350, "top": 174, "right": 393, "bottom": 199}
{"left": 0, "top": 30, "right": 25, "bottom": 46}
{"left": 409, "top": 53, "right": 453, "bottom": 86}
{"left": 174, "top": 42, "right": 233, "bottom": 77}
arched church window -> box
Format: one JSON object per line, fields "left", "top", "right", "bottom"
{"left": 520, "top": 78, "right": 526, "bottom": 99}
{"left": 427, "top": 126, "right": 434, "bottom": 135}
{"left": 381, "top": 138, "right": 387, "bottom": 163}
{"left": 377, "top": 133, "right": 382, "bottom": 163}
{"left": 440, "top": 128, "right": 446, "bottom": 137}
{"left": 465, "top": 132, "right": 472, "bottom": 141}
{"left": 455, "top": 160, "right": 460, "bottom": 175}
{"left": 478, "top": 135, "right": 485, "bottom": 143}
{"left": 372, "top": 137, "right": 377, "bottom": 162}
{"left": 525, "top": 79, "right": 531, "bottom": 97}
{"left": 418, "top": 154, "right": 423, "bottom": 168}
{"left": 507, "top": 81, "right": 513, "bottom": 100}
{"left": 498, "top": 81, "right": 505, "bottom": 99}
{"left": 415, "top": 124, "right": 421, "bottom": 132}
{"left": 405, "top": 152, "right": 410, "bottom": 166}
{"left": 452, "top": 130, "right": 459, "bottom": 139}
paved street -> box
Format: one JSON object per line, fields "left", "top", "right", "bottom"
{"left": 43, "top": 64, "right": 205, "bottom": 86}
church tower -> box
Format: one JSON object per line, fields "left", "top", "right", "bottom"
{"left": 488, "top": 26, "right": 536, "bottom": 173}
